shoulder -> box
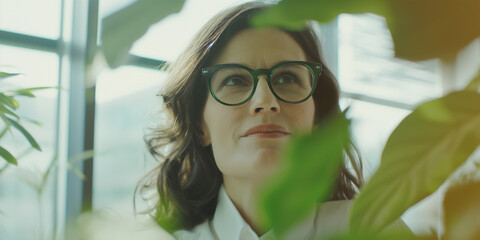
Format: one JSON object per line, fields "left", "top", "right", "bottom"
{"left": 313, "top": 200, "right": 414, "bottom": 238}
{"left": 173, "top": 220, "right": 215, "bottom": 240}
{"left": 312, "top": 200, "right": 352, "bottom": 239}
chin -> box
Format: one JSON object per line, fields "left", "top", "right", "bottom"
{"left": 252, "top": 148, "right": 281, "bottom": 170}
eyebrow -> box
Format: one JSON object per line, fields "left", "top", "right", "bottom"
{"left": 220, "top": 60, "right": 301, "bottom": 69}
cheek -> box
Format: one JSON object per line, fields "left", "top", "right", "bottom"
{"left": 202, "top": 97, "right": 246, "bottom": 172}
{"left": 202, "top": 96, "right": 241, "bottom": 149}
{"left": 289, "top": 98, "right": 315, "bottom": 131}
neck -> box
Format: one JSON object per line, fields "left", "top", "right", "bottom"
{"left": 223, "top": 176, "right": 268, "bottom": 237}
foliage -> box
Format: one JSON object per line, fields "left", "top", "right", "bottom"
{"left": 258, "top": 110, "right": 351, "bottom": 236}
{"left": 324, "top": 230, "right": 425, "bottom": 240}
{"left": 443, "top": 180, "right": 480, "bottom": 240}
{"left": 101, "top": 0, "right": 185, "bottom": 68}
{"left": 350, "top": 88, "right": 480, "bottom": 232}
{"left": 251, "top": 0, "right": 480, "bottom": 61}
{"left": 0, "top": 72, "right": 48, "bottom": 165}
{"left": 0, "top": 72, "right": 19, "bottom": 78}
{"left": 250, "top": 0, "right": 387, "bottom": 30}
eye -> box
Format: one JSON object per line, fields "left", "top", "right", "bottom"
{"left": 222, "top": 75, "right": 251, "bottom": 87}
{"left": 273, "top": 73, "right": 299, "bottom": 85}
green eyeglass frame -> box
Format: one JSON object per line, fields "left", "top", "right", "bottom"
{"left": 201, "top": 61, "right": 322, "bottom": 106}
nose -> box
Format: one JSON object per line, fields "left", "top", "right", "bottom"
{"left": 249, "top": 76, "right": 280, "bottom": 114}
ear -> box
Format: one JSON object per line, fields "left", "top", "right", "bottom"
{"left": 199, "top": 122, "right": 211, "bottom": 147}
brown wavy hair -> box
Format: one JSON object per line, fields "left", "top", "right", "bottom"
{"left": 137, "top": 1, "right": 363, "bottom": 232}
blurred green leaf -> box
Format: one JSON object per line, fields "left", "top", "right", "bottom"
{"left": 443, "top": 180, "right": 480, "bottom": 240}
{"left": 0, "top": 126, "right": 10, "bottom": 139}
{"left": 0, "top": 72, "right": 19, "bottom": 79}
{"left": 465, "top": 70, "right": 480, "bottom": 92}
{"left": 17, "top": 116, "right": 42, "bottom": 126}
{"left": 68, "top": 149, "right": 95, "bottom": 164}
{"left": 0, "top": 104, "right": 19, "bottom": 119}
{"left": 350, "top": 91, "right": 480, "bottom": 233}
{"left": 6, "top": 117, "right": 41, "bottom": 151}
{"left": 259, "top": 111, "right": 351, "bottom": 237}
{"left": 251, "top": 0, "right": 386, "bottom": 30}
{"left": 67, "top": 150, "right": 96, "bottom": 180}
{"left": 386, "top": 0, "right": 480, "bottom": 61}
{"left": 10, "top": 90, "right": 35, "bottom": 98}
{"left": 5, "top": 86, "right": 59, "bottom": 98}
{"left": 324, "top": 230, "right": 424, "bottom": 240}
{"left": 69, "top": 165, "right": 85, "bottom": 180}
{"left": 101, "top": 0, "right": 185, "bottom": 68}
{"left": 16, "top": 166, "right": 43, "bottom": 192}
{"left": 0, "top": 146, "right": 17, "bottom": 165}
{"left": 0, "top": 93, "right": 19, "bottom": 110}
{"left": 251, "top": 0, "right": 480, "bottom": 61}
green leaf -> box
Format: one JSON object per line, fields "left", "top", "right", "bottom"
{"left": 0, "top": 93, "right": 19, "bottom": 110}
{"left": 465, "top": 70, "right": 480, "bottom": 92}
{"left": 251, "top": 0, "right": 480, "bottom": 61}
{"left": 0, "top": 104, "right": 19, "bottom": 119}
{"left": 386, "top": 0, "right": 480, "bottom": 61}
{"left": 259, "top": 111, "right": 351, "bottom": 237}
{"left": 250, "top": 0, "right": 387, "bottom": 30}
{"left": 0, "top": 72, "right": 20, "bottom": 79}
{"left": 68, "top": 149, "right": 95, "bottom": 164}
{"left": 16, "top": 115, "right": 42, "bottom": 126}
{"left": 67, "top": 150, "right": 96, "bottom": 180}
{"left": 0, "top": 126, "right": 10, "bottom": 139}
{"left": 324, "top": 230, "right": 423, "bottom": 240}
{"left": 6, "top": 117, "right": 42, "bottom": 151}
{"left": 443, "top": 180, "right": 480, "bottom": 240}
{"left": 7, "top": 90, "right": 35, "bottom": 98}
{"left": 350, "top": 91, "right": 480, "bottom": 233}
{"left": 5, "top": 86, "right": 58, "bottom": 98}
{"left": 68, "top": 164, "right": 85, "bottom": 180}
{"left": 16, "top": 166, "right": 43, "bottom": 192}
{"left": 0, "top": 146, "right": 17, "bottom": 165}
{"left": 101, "top": 0, "right": 185, "bottom": 68}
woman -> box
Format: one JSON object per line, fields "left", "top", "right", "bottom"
{"left": 139, "top": 2, "right": 364, "bottom": 239}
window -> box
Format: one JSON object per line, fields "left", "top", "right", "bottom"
{"left": 0, "top": 0, "right": 62, "bottom": 39}
{"left": 0, "top": 36, "right": 60, "bottom": 240}
{"left": 93, "top": 66, "right": 166, "bottom": 213}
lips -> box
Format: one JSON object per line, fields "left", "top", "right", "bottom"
{"left": 242, "top": 124, "right": 290, "bottom": 138}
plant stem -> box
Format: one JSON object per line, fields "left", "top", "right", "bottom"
{"left": 0, "top": 162, "right": 9, "bottom": 175}
{"left": 0, "top": 126, "right": 10, "bottom": 139}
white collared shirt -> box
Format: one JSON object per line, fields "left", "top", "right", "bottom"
{"left": 173, "top": 185, "right": 352, "bottom": 240}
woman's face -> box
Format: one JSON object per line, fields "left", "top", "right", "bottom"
{"left": 201, "top": 28, "right": 315, "bottom": 180}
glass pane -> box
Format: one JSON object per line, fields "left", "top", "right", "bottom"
{"left": 0, "top": 0, "right": 61, "bottom": 39}
{"left": 0, "top": 45, "right": 59, "bottom": 239}
{"left": 93, "top": 66, "right": 166, "bottom": 214}
{"left": 128, "top": 0, "right": 251, "bottom": 61}
{"left": 99, "top": 0, "right": 136, "bottom": 18}
{"left": 339, "top": 14, "right": 442, "bottom": 106}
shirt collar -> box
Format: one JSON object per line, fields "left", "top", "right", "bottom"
{"left": 213, "top": 185, "right": 258, "bottom": 239}
{"left": 212, "top": 185, "right": 316, "bottom": 240}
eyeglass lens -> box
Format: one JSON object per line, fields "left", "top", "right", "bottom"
{"left": 210, "top": 63, "right": 313, "bottom": 105}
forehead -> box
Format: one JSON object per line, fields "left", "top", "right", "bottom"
{"left": 211, "top": 28, "right": 307, "bottom": 67}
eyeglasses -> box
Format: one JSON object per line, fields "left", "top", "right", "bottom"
{"left": 201, "top": 61, "right": 322, "bottom": 106}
